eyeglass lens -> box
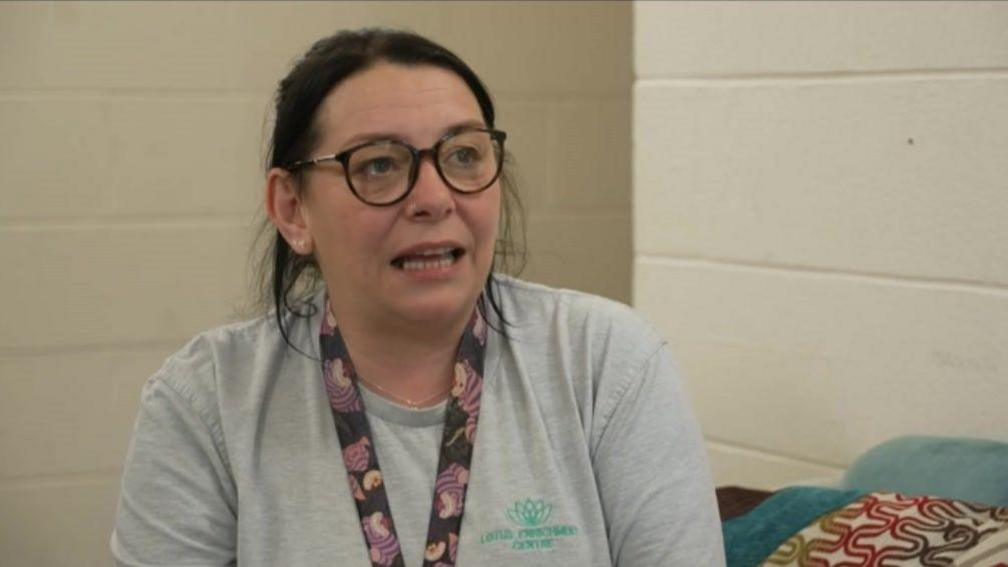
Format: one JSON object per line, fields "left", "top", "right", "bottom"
{"left": 347, "top": 130, "right": 501, "bottom": 204}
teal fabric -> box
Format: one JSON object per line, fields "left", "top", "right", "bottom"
{"left": 722, "top": 486, "right": 864, "bottom": 567}
{"left": 840, "top": 435, "right": 1008, "bottom": 507}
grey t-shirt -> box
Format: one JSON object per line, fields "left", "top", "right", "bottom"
{"left": 111, "top": 278, "right": 725, "bottom": 566}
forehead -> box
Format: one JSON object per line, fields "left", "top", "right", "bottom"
{"left": 316, "top": 62, "right": 485, "bottom": 148}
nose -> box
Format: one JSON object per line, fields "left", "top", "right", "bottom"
{"left": 405, "top": 153, "right": 454, "bottom": 221}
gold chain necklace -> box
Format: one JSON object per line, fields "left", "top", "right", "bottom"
{"left": 328, "top": 303, "right": 451, "bottom": 410}
{"left": 356, "top": 375, "right": 452, "bottom": 410}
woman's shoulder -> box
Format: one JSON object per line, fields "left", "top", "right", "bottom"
{"left": 494, "top": 276, "right": 637, "bottom": 317}
{"left": 492, "top": 277, "right": 668, "bottom": 387}
{"left": 143, "top": 307, "right": 312, "bottom": 418}
{"left": 494, "top": 276, "right": 665, "bottom": 350}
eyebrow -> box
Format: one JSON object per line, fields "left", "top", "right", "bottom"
{"left": 337, "top": 119, "right": 487, "bottom": 152}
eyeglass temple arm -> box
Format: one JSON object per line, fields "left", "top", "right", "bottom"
{"left": 288, "top": 154, "right": 339, "bottom": 170}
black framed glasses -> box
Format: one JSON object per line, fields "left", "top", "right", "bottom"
{"left": 285, "top": 128, "right": 507, "bottom": 206}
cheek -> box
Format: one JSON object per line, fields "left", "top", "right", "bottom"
{"left": 303, "top": 194, "right": 392, "bottom": 276}
{"left": 474, "top": 191, "right": 501, "bottom": 255}
{"left": 339, "top": 215, "right": 395, "bottom": 273}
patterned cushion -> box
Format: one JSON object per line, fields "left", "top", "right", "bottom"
{"left": 722, "top": 486, "right": 865, "bottom": 567}
{"left": 762, "top": 492, "right": 1008, "bottom": 566}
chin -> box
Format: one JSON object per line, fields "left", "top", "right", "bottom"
{"left": 397, "top": 302, "right": 468, "bottom": 328}
{"left": 391, "top": 285, "right": 482, "bottom": 327}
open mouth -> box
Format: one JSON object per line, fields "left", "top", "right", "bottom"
{"left": 391, "top": 246, "right": 465, "bottom": 271}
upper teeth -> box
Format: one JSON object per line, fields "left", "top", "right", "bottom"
{"left": 415, "top": 247, "right": 453, "bottom": 257}
{"left": 397, "top": 247, "right": 457, "bottom": 271}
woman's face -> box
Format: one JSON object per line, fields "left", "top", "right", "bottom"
{"left": 299, "top": 62, "right": 501, "bottom": 329}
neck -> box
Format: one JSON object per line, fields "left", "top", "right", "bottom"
{"left": 327, "top": 301, "right": 473, "bottom": 408}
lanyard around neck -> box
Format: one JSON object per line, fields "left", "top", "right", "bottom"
{"left": 319, "top": 300, "right": 488, "bottom": 567}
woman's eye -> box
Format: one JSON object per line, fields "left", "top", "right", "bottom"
{"left": 448, "top": 147, "right": 479, "bottom": 166}
{"left": 361, "top": 158, "right": 395, "bottom": 176}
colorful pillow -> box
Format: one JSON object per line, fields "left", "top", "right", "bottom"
{"left": 762, "top": 492, "right": 1008, "bottom": 566}
{"left": 724, "top": 488, "right": 1008, "bottom": 566}
{"left": 722, "top": 486, "right": 865, "bottom": 567}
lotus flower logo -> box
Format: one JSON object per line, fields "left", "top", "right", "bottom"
{"left": 506, "top": 498, "right": 552, "bottom": 528}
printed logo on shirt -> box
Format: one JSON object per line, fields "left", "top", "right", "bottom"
{"left": 478, "top": 498, "right": 579, "bottom": 552}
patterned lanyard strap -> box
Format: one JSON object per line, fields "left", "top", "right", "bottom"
{"left": 319, "top": 299, "right": 488, "bottom": 567}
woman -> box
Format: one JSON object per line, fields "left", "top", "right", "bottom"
{"left": 111, "top": 29, "right": 725, "bottom": 567}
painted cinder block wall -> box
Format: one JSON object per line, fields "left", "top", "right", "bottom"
{"left": 633, "top": 1, "right": 1008, "bottom": 489}
{"left": 0, "top": 2, "right": 631, "bottom": 564}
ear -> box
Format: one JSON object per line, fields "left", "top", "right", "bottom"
{"left": 265, "top": 168, "right": 314, "bottom": 256}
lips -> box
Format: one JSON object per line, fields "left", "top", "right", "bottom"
{"left": 391, "top": 243, "right": 465, "bottom": 271}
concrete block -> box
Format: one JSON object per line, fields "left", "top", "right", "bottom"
{"left": 0, "top": 2, "right": 630, "bottom": 95}
{"left": 442, "top": 1, "right": 631, "bottom": 97}
{"left": 550, "top": 99, "right": 632, "bottom": 212}
{"left": 0, "top": 223, "right": 253, "bottom": 350}
{"left": 0, "top": 1, "right": 445, "bottom": 91}
{"left": 636, "top": 2, "right": 1008, "bottom": 78}
{"left": 636, "top": 259, "right": 1008, "bottom": 465}
{"left": 0, "top": 474, "right": 120, "bottom": 566}
{"left": 0, "top": 347, "right": 172, "bottom": 479}
{"left": 0, "top": 96, "right": 264, "bottom": 219}
{"left": 525, "top": 213, "right": 632, "bottom": 303}
{"left": 495, "top": 99, "right": 553, "bottom": 213}
{"left": 635, "top": 77, "right": 1008, "bottom": 286}
{"left": 706, "top": 442, "right": 844, "bottom": 490}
